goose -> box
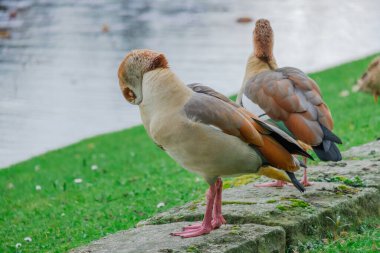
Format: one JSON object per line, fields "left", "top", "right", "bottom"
{"left": 354, "top": 56, "right": 380, "bottom": 103}
{"left": 237, "top": 19, "right": 342, "bottom": 187}
{"left": 117, "top": 49, "right": 311, "bottom": 237}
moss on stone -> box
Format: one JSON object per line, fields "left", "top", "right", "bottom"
{"left": 334, "top": 185, "right": 360, "bottom": 195}
{"left": 276, "top": 205, "right": 289, "bottom": 211}
{"left": 186, "top": 245, "right": 202, "bottom": 253}
{"left": 152, "top": 214, "right": 187, "bottom": 225}
{"left": 337, "top": 184, "right": 350, "bottom": 190}
{"left": 223, "top": 174, "right": 260, "bottom": 189}
{"left": 222, "top": 200, "right": 256, "bottom": 205}
{"left": 187, "top": 202, "right": 198, "bottom": 211}
{"left": 229, "top": 225, "right": 242, "bottom": 235}
{"left": 192, "top": 199, "right": 203, "bottom": 204}
{"left": 185, "top": 199, "right": 206, "bottom": 211}
{"left": 266, "top": 199, "right": 277, "bottom": 203}
{"left": 288, "top": 198, "right": 310, "bottom": 208}
{"left": 276, "top": 198, "right": 310, "bottom": 211}
{"left": 324, "top": 175, "right": 365, "bottom": 187}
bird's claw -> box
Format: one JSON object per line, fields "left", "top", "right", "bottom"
{"left": 171, "top": 226, "right": 213, "bottom": 238}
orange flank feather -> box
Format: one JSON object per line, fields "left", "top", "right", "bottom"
{"left": 237, "top": 106, "right": 300, "bottom": 172}
{"left": 258, "top": 135, "right": 298, "bottom": 172}
{"left": 284, "top": 113, "right": 322, "bottom": 146}
{"left": 237, "top": 117, "right": 264, "bottom": 147}
{"left": 317, "top": 104, "right": 334, "bottom": 129}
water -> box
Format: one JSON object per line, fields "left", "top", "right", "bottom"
{"left": 1, "top": 0, "right": 380, "bottom": 168}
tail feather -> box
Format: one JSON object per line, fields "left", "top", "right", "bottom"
{"left": 320, "top": 124, "right": 342, "bottom": 144}
{"left": 323, "top": 139, "right": 332, "bottom": 151}
{"left": 252, "top": 118, "right": 313, "bottom": 160}
{"left": 313, "top": 141, "right": 342, "bottom": 161}
{"left": 286, "top": 171, "right": 305, "bottom": 193}
{"left": 313, "top": 123, "right": 342, "bottom": 161}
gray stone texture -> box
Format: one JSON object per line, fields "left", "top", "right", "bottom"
{"left": 342, "top": 140, "right": 380, "bottom": 160}
{"left": 70, "top": 223, "right": 285, "bottom": 253}
{"left": 139, "top": 183, "right": 379, "bottom": 246}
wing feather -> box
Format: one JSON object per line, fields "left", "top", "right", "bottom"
{"left": 183, "top": 92, "right": 263, "bottom": 147}
{"left": 244, "top": 67, "right": 334, "bottom": 146}
{"left": 186, "top": 84, "right": 311, "bottom": 159}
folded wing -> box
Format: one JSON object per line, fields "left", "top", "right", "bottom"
{"left": 243, "top": 67, "right": 342, "bottom": 161}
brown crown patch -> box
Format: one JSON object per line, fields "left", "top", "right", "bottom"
{"left": 147, "top": 53, "right": 168, "bottom": 71}
{"left": 128, "top": 49, "right": 169, "bottom": 72}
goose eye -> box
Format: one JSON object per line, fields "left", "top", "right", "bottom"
{"left": 123, "top": 87, "right": 136, "bottom": 102}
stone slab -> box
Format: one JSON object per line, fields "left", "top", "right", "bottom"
{"left": 138, "top": 145, "right": 380, "bottom": 246}
{"left": 342, "top": 140, "right": 380, "bottom": 159}
{"left": 70, "top": 223, "right": 285, "bottom": 253}
{"left": 139, "top": 182, "right": 379, "bottom": 247}
{"left": 308, "top": 159, "right": 380, "bottom": 189}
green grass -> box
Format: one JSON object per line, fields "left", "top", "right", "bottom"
{"left": 1, "top": 54, "right": 380, "bottom": 252}
{"left": 0, "top": 127, "right": 207, "bottom": 252}
{"left": 308, "top": 55, "right": 380, "bottom": 149}
{"left": 294, "top": 217, "right": 380, "bottom": 253}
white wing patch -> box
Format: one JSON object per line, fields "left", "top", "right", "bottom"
{"left": 242, "top": 94, "right": 266, "bottom": 117}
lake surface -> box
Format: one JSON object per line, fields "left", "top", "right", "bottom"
{"left": 1, "top": 0, "right": 380, "bottom": 168}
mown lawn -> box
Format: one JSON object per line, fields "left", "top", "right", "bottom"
{"left": 1, "top": 54, "right": 380, "bottom": 252}
{"left": 308, "top": 56, "right": 380, "bottom": 149}
{"left": 296, "top": 217, "right": 380, "bottom": 253}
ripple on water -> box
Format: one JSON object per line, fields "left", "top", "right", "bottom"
{"left": 0, "top": 0, "right": 380, "bottom": 168}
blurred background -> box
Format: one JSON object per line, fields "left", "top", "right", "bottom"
{"left": 1, "top": 0, "right": 380, "bottom": 168}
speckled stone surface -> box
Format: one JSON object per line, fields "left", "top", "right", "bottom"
{"left": 342, "top": 140, "right": 380, "bottom": 160}
{"left": 138, "top": 182, "right": 379, "bottom": 246}
{"left": 70, "top": 223, "right": 285, "bottom": 253}
{"left": 138, "top": 141, "right": 380, "bottom": 246}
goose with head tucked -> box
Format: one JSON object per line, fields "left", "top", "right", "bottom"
{"left": 118, "top": 49, "right": 311, "bottom": 238}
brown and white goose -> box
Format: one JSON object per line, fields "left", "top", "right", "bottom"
{"left": 237, "top": 19, "right": 342, "bottom": 187}
{"left": 354, "top": 56, "right": 380, "bottom": 103}
{"left": 118, "top": 49, "right": 311, "bottom": 238}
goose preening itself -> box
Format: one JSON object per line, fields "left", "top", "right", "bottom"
{"left": 118, "top": 49, "right": 311, "bottom": 238}
{"left": 354, "top": 56, "right": 380, "bottom": 103}
{"left": 237, "top": 19, "right": 342, "bottom": 187}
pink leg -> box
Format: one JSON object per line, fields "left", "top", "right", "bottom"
{"left": 182, "top": 178, "right": 226, "bottom": 231}
{"left": 300, "top": 157, "right": 313, "bottom": 186}
{"left": 300, "top": 168, "right": 313, "bottom": 186}
{"left": 255, "top": 180, "right": 287, "bottom": 188}
{"left": 212, "top": 178, "right": 226, "bottom": 229}
{"left": 171, "top": 182, "right": 217, "bottom": 238}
